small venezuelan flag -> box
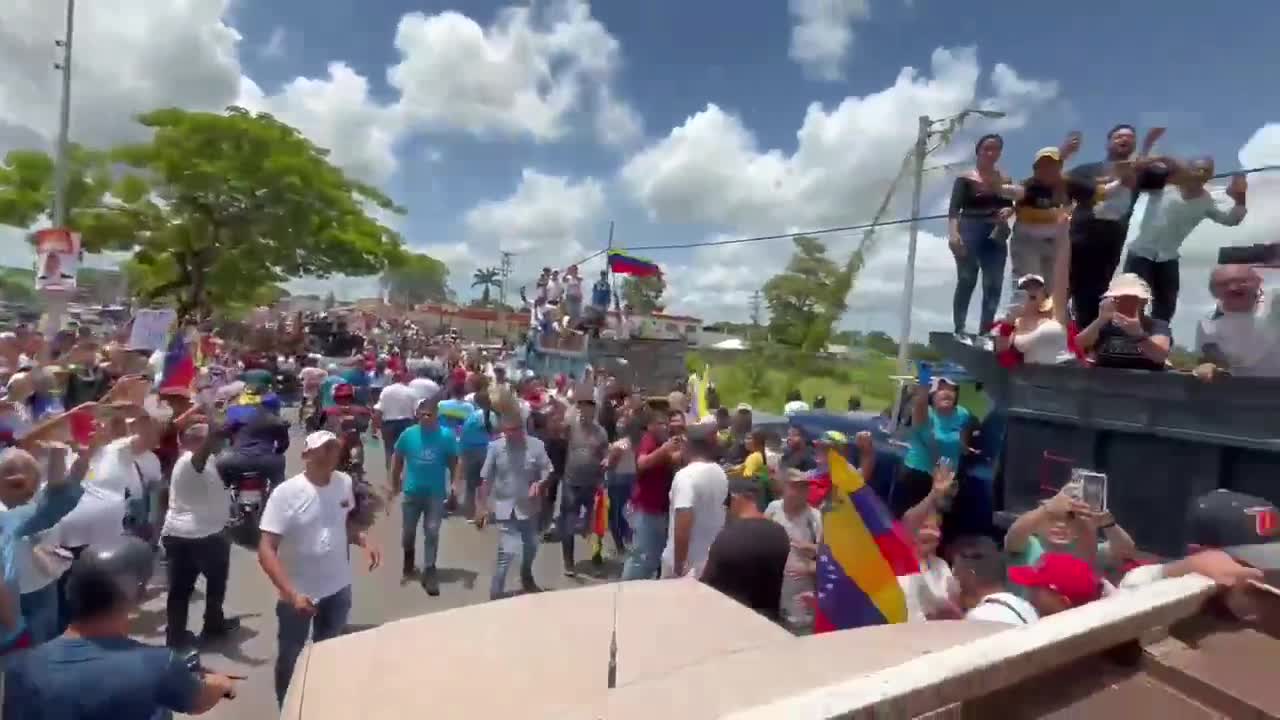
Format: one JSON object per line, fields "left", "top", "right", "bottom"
{"left": 814, "top": 448, "right": 919, "bottom": 632}
{"left": 607, "top": 250, "right": 661, "bottom": 278}
{"left": 158, "top": 332, "right": 197, "bottom": 393}
{"left": 591, "top": 485, "right": 609, "bottom": 557}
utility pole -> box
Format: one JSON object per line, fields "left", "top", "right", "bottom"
{"left": 43, "top": 0, "right": 76, "bottom": 339}
{"left": 51, "top": 0, "right": 76, "bottom": 227}
{"left": 749, "top": 290, "right": 762, "bottom": 327}
{"left": 499, "top": 251, "right": 513, "bottom": 307}
{"left": 896, "top": 115, "right": 929, "bottom": 375}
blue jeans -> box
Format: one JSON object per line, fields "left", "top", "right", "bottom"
{"left": 621, "top": 510, "right": 667, "bottom": 580}
{"left": 607, "top": 475, "right": 634, "bottom": 552}
{"left": 402, "top": 493, "right": 445, "bottom": 568}
{"left": 20, "top": 583, "right": 58, "bottom": 645}
{"left": 490, "top": 516, "right": 539, "bottom": 600}
{"left": 953, "top": 217, "right": 1007, "bottom": 334}
{"left": 275, "top": 585, "right": 351, "bottom": 706}
{"left": 560, "top": 483, "right": 598, "bottom": 567}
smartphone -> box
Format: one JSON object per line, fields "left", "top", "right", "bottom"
{"left": 1070, "top": 468, "right": 1108, "bottom": 512}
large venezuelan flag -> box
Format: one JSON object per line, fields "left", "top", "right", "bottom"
{"left": 158, "top": 331, "right": 197, "bottom": 393}
{"left": 813, "top": 448, "right": 919, "bottom": 632}
{"left": 607, "top": 250, "right": 661, "bottom": 278}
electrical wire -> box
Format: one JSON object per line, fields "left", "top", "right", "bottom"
{"left": 620, "top": 164, "right": 1280, "bottom": 254}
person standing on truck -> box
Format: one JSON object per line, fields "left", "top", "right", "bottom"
{"left": 1194, "top": 265, "right": 1280, "bottom": 381}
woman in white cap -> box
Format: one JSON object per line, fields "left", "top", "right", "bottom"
{"left": 1075, "top": 273, "right": 1171, "bottom": 371}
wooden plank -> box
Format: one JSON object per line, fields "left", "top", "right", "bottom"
{"left": 722, "top": 575, "right": 1216, "bottom": 720}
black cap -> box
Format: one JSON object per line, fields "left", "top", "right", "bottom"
{"left": 727, "top": 477, "right": 760, "bottom": 499}
{"left": 1187, "top": 490, "right": 1280, "bottom": 569}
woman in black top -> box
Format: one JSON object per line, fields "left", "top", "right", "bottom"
{"left": 948, "top": 134, "right": 1013, "bottom": 335}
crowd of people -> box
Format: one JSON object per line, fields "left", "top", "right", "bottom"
{"left": 951, "top": 125, "right": 1278, "bottom": 379}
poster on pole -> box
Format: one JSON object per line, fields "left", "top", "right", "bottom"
{"left": 128, "top": 308, "right": 178, "bottom": 352}
{"left": 31, "top": 228, "right": 80, "bottom": 292}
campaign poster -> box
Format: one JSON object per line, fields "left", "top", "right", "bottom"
{"left": 32, "top": 228, "right": 80, "bottom": 292}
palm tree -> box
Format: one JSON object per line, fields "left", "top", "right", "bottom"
{"left": 471, "top": 267, "right": 502, "bottom": 307}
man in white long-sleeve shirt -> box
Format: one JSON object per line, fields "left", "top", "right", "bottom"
{"left": 1122, "top": 157, "right": 1247, "bottom": 323}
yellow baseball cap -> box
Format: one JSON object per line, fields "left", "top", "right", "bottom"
{"left": 1034, "top": 146, "right": 1062, "bottom": 164}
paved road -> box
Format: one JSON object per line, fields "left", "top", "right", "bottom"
{"left": 131, "top": 430, "right": 624, "bottom": 719}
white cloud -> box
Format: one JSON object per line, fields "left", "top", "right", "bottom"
{"left": 260, "top": 26, "right": 288, "bottom": 59}
{"left": 594, "top": 86, "right": 644, "bottom": 149}
{"left": 788, "top": 0, "right": 870, "bottom": 81}
{"left": 462, "top": 169, "right": 607, "bottom": 286}
{"left": 237, "top": 64, "right": 404, "bottom": 184}
{"left": 0, "top": 0, "right": 243, "bottom": 150}
{"left": 619, "top": 47, "right": 1059, "bottom": 333}
{"left": 388, "top": 0, "right": 636, "bottom": 145}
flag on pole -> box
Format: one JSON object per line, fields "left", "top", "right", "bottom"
{"left": 814, "top": 448, "right": 919, "bottom": 632}
{"left": 158, "top": 330, "right": 197, "bottom": 393}
{"left": 693, "top": 365, "right": 712, "bottom": 421}
{"left": 607, "top": 250, "right": 661, "bottom": 278}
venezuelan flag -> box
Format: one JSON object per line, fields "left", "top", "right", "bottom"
{"left": 814, "top": 448, "right": 919, "bottom": 632}
{"left": 693, "top": 366, "right": 712, "bottom": 421}
{"left": 607, "top": 250, "right": 661, "bottom": 278}
{"left": 158, "top": 332, "right": 197, "bottom": 393}
{"left": 590, "top": 485, "right": 609, "bottom": 557}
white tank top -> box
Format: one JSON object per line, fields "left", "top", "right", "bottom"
{"left": 1013, "top": 319, "right": 1070, "bottom": 365}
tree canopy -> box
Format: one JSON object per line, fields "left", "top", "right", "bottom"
{"left": 0, "top": 106, "right": 405, "bottom": 319}
{"left": 762, "top": 235, "right": 864, "bottom": 352}
{"left": 621, "top": 274, "right": 665, "bottom": 314}
{"left": 471, "top": 266, "right": 501, "bottom": 307}
{"left": 381, "top": 252, "right": 451, "bottom": 307}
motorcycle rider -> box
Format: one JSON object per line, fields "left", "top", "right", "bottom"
{"left": 3, "top": 536, "right": 237, "bottom": 718}
{"left": 219, "top": 394, "right": 290, "bottom": 492}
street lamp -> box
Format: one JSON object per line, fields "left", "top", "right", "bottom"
{"left": 895, "top": 108, "right": 1007, "bottom": 375}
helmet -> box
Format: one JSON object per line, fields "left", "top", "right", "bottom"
{"left": 333, "top": 383, "right": 355, "bottom": 401}
{"left": 63, "top": 536, "right": 156, "bottom": 621}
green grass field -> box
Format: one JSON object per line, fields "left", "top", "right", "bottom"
{"left": 689, "top": 347, "right": 990, "bottom": 419}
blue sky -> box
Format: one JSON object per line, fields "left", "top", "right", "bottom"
{"left": 3, "top": 0, "right": 1279, "bottom": 339}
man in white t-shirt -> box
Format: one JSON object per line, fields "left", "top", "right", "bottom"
{"left": 258, "top": 430, "right": 382, "bottom": 706}
{"left": 408, "top": 367, "right": 441, "bottom": 402}
{"left": 160, "top": 422, "right": 237, "bottom": 649}
{"left": 56, "top": 413, "right": 161, "bottom": 550}
{"left": 662, "top": 425, "right": 728, "bottom": 578}
{"left": 1194, "top": 265, "right": 1280, "bottom": 381}
{"left": 951, "top": 536, "right": 1039, "bottom": 626}
{"left": 373, "top": 372, "right": 420, "bottom": 473}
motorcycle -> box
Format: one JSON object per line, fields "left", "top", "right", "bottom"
{"left": 336, "top": 413, "right": 378, "bottom": 528}
{"left": 223, "top": 467, "right": 269, "bottom": 547}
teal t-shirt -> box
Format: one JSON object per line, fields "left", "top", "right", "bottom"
{"left": 394, "top": 424, "right": 459, "bottom": 498}
{"left": 320, "top": 375, "right": 342, "bottom": 409}
{"left": 903, "top": 406, "right": 973, "bottom": 473}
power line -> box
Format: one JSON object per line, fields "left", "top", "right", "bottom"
{"left": 620, "top": 164, "right": 1280, "bottom": 255}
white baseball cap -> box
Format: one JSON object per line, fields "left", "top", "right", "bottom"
{"left": 303, "top": 430, "right": 339, "bottom": 452}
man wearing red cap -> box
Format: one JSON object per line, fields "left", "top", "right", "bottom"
{"left": 1008, "top": 552, "right": 1102, "bottom": 617}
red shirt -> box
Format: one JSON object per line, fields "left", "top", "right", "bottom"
{"left": 631, "top": 432, "right": 676, "bottom": 515}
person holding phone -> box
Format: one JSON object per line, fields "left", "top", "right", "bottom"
{"left": 1004, "top": 485, "right": 1136, "bottom": 580}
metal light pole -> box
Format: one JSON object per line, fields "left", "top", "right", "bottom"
{"left": 52, "top": 0, "right": 76, "bottom": 227}
{"left": 896, "top": 115, "right": 930, "bottom": 375}
{"left": 42, "top": 0, "right": 76, "bottom": 339}
{"left": 894, "top": 108, "right": 1006, "bottom": 375}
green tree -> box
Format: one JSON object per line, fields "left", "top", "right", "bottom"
{"left": 762, "top": 236, "right": 843, "bottom": 348}
{"left": 382, "top": 252, "right": 450, "bottom": 306}
{"left": 0, "top": 106, "right": 404, "bottom": 319}
{"left": 471, "top": 266, "right": 502, "bottom": 307}
{"left": 864, "top": 330, "right": 899, "bottom": 357}
{"left": 621, "top": 275, "right": 665, "bottom": 314}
